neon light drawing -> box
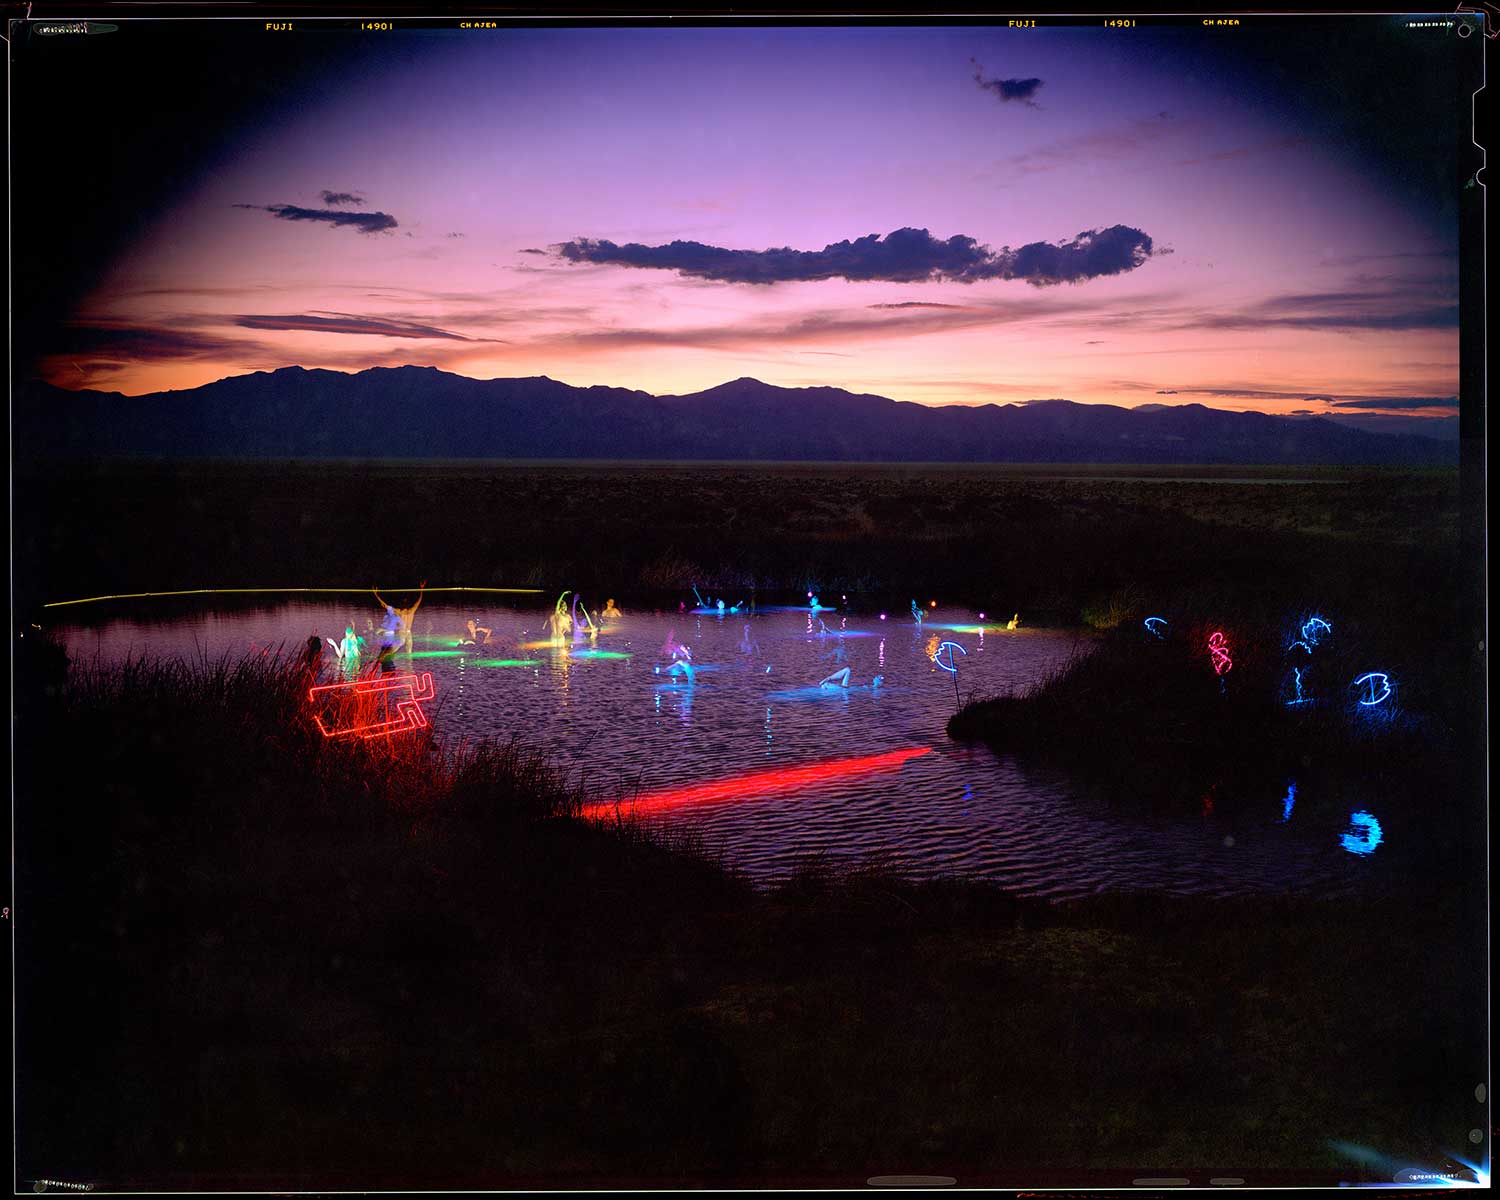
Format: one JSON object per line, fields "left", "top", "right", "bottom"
{"left": 1143, "top": 617, "right": 1167, "bottom": 638}
{"left": 932, "top": 640, "right": 967, "bottom": 673}
{"left": 1352, "top": 672, "right": 1392, "bottom": 706}
{"left": 1287, "top": 639, "right": 1312, "bottom": 655}
{"left": 1339, "top": 810, "right": 1383, "bottom": 856}
{"left": 579, "top": 746, "right": 932, "bottom": 818}
{"left": 1301, "top": 616, "right": 1331, "bottom": 645}
{"left": 1281, "top": 781, "right": 1296, "bottom": 821}
{"left": 308, "top": 671, "right": 435, "bottom": 739}
{"left": 1207, "top": 631, "right": 1232, "bottom": 675}
{"left": 1285, "top": 666, "right": 1311, "bottom": 705}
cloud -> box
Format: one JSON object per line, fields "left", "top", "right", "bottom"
{"left": 537, "top": 292, "right": 1126, "bottom": 354}
{"left": 978, "top": 111, "right": 1179, "bottom": 184}
{"left": 1329, "top": 395, "right": 1457, "bottom": 410}
{"left": 445, "top": 232, "right": 465, "bottom": 238}
{"left": 231, "top": 312, "right": 498, "bottom": 341}
{"left": 1126, "top": 383, "right": 1458, "bottom": 410}
{"left": 1172, "top": 135, "right": 1307, "bottom": 167}
{"left": 970, "top": 58, "right": 1043, "bottom": 107}
{"left": 234, "top": 203, "right": 398, "bottom": 235}
{"left": 320, "top": 190, "right": 365, "bottom": 206}
{"left": 868, "top": 301, "right": 969, "bottom": 310}
{"left": 47, "top": 323, "right": 272, "bottom": 363}
{"left": 553, "top": 225, "right": 1156, "bottom": 287}
{"left": 1135, "top": 287, "right": 1460, "bottom": 334}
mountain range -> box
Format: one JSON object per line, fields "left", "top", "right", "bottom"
{"left": 17, "top": 366, "right": 1456, "bottom": 465}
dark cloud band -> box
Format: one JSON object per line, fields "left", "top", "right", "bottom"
{"left": 235, "top": 203, "right": 397, "bottom": 234}
{"left": 553, "top": 225, "right": 1156, "bottom": 287}
{"left": 233, "top": 312, "right": 477, "bottom": 340}
{"left": 320, "top": 190, "right": 365, "bottom": 206}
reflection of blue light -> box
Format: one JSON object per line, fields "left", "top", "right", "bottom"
{"left": 1340, "top": 811, "right": 1382, "bottom": 855}
{"left": 1301, "top": 616, "right": 1332, "bottom": 645}
{"left": 933, "top": 640, "right": 967, "bottom": 673}
{"left": 1281, "top": 781, "right": 1296, "bottom": 821}
{"left": 1353, "top": 672, "right": 1392, "bottom": 706}
{"left": 1143, "top": 616, "right": 1167, "bottom": 638}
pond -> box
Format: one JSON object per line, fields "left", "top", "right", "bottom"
{"left": 54, "top": 596, "right": 1407, "bottom": 900}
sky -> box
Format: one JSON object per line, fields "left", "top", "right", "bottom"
{"left": 17, "top": 19, "right": 1474, "bottom": 432}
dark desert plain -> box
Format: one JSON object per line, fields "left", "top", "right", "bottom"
{"left": 14, "top": 454, "right": 1487, "bottom": 1188}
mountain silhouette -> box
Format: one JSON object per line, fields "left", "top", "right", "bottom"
{"left": 17, "top": 365, "right": 1455, "bottom": 465}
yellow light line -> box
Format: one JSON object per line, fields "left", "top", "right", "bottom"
{"left": 43, "top": 586, "right": 545, "bottom": 609}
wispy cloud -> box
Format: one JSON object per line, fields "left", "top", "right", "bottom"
{"left": 232, "top": 311, "right": 498, "bottom": 341}
{"left": 553, "top": 225, "right": 1158, "bottom": 287}
{"left": 234, "top": 203, "right": 398, "bottom": 235}
{"left": 1126, "top": 382, "right": 1457, "bottom": 410}
{"left": 1171, "top": 134, "right": 1307, "bottom": 166}
{"left": 320, "top": 190, "right": 366, "bottom": 206}
{"left": 536, "top": 292, "right": 1129, "bottom": 353}
{"left": 976, "top": 111, "right": 1179, "bottom": 184}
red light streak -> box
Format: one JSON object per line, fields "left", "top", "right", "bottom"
{"left": 581, "top": 746, "right": 933, "bottom": 818}
{"left": 308, "top": 671, "right": 436, "bottom": 739}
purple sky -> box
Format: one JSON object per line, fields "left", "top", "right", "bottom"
{"left": 46, "top": 24, "right": 1459, "bottom": 428}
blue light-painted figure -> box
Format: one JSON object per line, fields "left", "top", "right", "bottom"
{"left": 1301, "top": 616, "right": 1332, "bottom": 645}
{"left": 1340, "top": 810, "right": 1383, "bottom": 855}
{"left": 1287, "top": 639, "right": 1312, "bottom": 656}
{"left": 1352, "top": 672, "right": 1392, "bottom": 706}
{"left": 911, "top": 600, "right": 923, "bottom": 625}
{"left": 1285, "top": 666, "right": 1311, "bottom": 706}
{"left": 932, "top": 640, "right": 967, "bottom": 673}
{"left": 1143, "top": 616, "right": 1168, "bottom": 639}
{"left": 1281, "top": 781, "right": 1297, "bottom": 822}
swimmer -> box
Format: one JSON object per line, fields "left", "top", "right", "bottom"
{"left": 458, "top": 618, "right": 492, "bottom": 646}
{"left": 545, "top": 592, "right": 573, "bottom": 643}
{"left": 372, "top": 580, "right": 426, "bottom": 652}
{"left": 737, "top": 623, "right": 760, "bottom": 656}
{"left": 1006, "top": 613, "right": 1020, "bottom": 631}
{"left": 911, "top": 600, "right": 923, "bottom": 624}
{"left": 818, "top": 668, "right": 884, "bottom": 690}
{"left": 602, "top": 598, "right": 623, "bottom": 619}
{"left": 662, "top": 628, "right": 692, "bottom": 661}
{"left": 327, "top": 624, "right": 363, "bottom": 660}
{"left": 667, "top": 658, "right": 696, "bottom": 683}
{"left": 571, "top": 594, "right": 597, "bottom": 644}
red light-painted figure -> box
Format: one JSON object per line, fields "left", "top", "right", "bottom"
{"left": 308, "top": 671, "right": 436, "bottom": 739}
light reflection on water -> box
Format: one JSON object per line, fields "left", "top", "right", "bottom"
{"left": 56, "top": 600, "right": 1392, "bottom": 900}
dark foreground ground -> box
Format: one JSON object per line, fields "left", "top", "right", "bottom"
{"left": 13, "top": 653, "right": 1488, "bottom": 1190}
{"left": 13, "top": 460, "right": 1487, "bottom": 1189}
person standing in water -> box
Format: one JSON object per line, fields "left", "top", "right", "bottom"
{"left": 818, "top": 668, "right": 883, "bottom": 690}
{"left": 373, "top": 581, "right": 426, "bottom": 653}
